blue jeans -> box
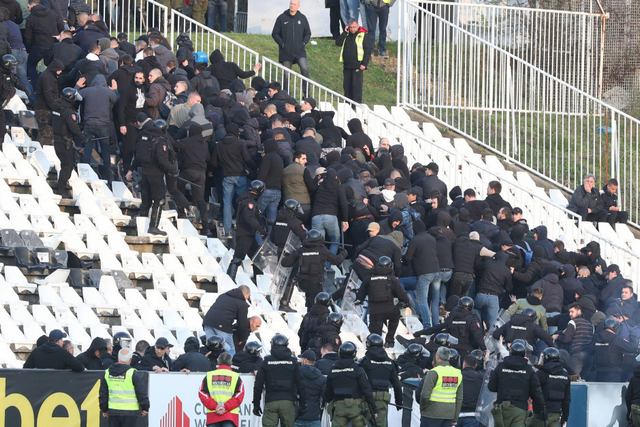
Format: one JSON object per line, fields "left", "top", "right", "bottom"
{"left": 340, "top": 0, "right": 359, "bottom": 23}
{"left": 457, "top": 417, "right": 479, "bottom": 427}
{"left": 207, "top": 0, "right": 227, "bottom": 32}
{"left": 311, "top": 214, "right": 340, "bottom": 255}
{"left": 222, "top": 176, "right": 248, "bottom": 234}
{"left": 82, "top": 125, "right": 113, "bottom": 186}
{"left": 204, "top": 326, "right": 236, "bottom": 356}
{"left": 12, "top": 49, "right": 31, "bottom": 98}
{"left": 475, "top": 293, "right": 500, "bottom": 330}
{"left": 294, "top": 421, "right": 321, "bottom": 427}
{"left": 434, "top": 269, "right": 452, "bottom": 306}
{"left": 258, "top": 188, "right": 281, "bottom": 228}
{"left": 415, "top": 272, "right": 438, "bottom": 328}
{"left": 365, "top": 4, "right": 390, "bottom": 53}
{"left": 399, "top": 276, "right": 418, "bottom": 313}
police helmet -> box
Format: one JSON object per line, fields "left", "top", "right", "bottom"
{"left": 193, "top": 50, "right": 208, "bottom": 64}
{"left": 206, "top": 335, "right": 225, "bottom": 352}
{"left": 338, "top": 341, "right": 357, "bottom": 359}
{"left": 366, "top": 333, "right": 384, "bottom": 349}
{"left": 62, "top": 87, "right": 78, "bottom": 102}
{"left": 510, "top": 339, "right": 527, "bottom": 357}
{"left": 153, "top": 119, "right": 168, "bottom": 131}
{"left": 244, "top": 341, "right": 262, "bottom": 356}
{"left": 2, "top": 54, "right": 17, "bottom": 69}
{"left": 113, "top": 331, "right": 132, "bottom": 348}
{"left": 448, "top": 348, "right": 460, "bottom": 368}
{"left": 542, "top": 346, "right": 561, "bottom": 363}
{"left": 604, "top": 317, "right": 619, "bottom": 331}
{"left": 434, "top": 333, "right": 450, "bottom": 347}
{"left": 378, "top": 256, "right": 393, "bottom": 269}
{"left": 327, "top": 312, "right": 344, "bottom": 328}
{"left": 407, "top": 343, "right": 424, "bottom": 357}
{"left": 314, "top": 292, "right": 331, "bottom": 307}
{"left": 271, "top": 334, "right": 289, "bottom": 347}
{"left": 284, "top": 199, "right": 301, "bottom": 213}
{"left": 522, "top": 308, "right": 537, "bottom": 322}
{"left": 306, "top": 229, "right": 323, "bottom": 243}
{"left": 470, "top": 349, "right": 484, "bottom": 367}
{"left": 458, "top": 296, "right": 474, "bottom": 311}
{"left": 249, "top": 180, "right": 265, "bottom": 196}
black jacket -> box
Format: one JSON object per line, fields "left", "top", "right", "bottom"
{"left": 24, "top": 342, "right": 84, "bottom": 371}
{"left": 138, "top": 346, "right": 173, "bottom": 371}
{"left": 208, "top": 49, "right": 256, "bottom": 90}
{"left": 485, "top": 193, "right": 512, "bottom": 216}
{"left": 297, "top": 364, "right": 326, "bottom": 421}
{"left": 190, "top": 70, "right": 220, "bottom": 95}
{"left": 232, "top": 351, "right": 263, "bottom": 373}
{"left": 429, "top": 214, "right": 455, "bottom": 270}
{"left": 453, "top": 235, "right": 483, "bottom": 274}
{"left": 0, "top": 0, "right": 22, "bottom": 25}
{"left": 258, "top": 140, "right": 284, "bottom": 190}
{"left": 478, "top": 252, "right": 513, "bottom": 296}
{"left": 116, "top": 78, "right": 146, "bottom": 125}
{"left": 359, "top": 347, "right": 402, "bottom": 406}
{"left": 73, "top": 24, "right": 107, "bottom": 54}
{"left": 421, "top": 174, "right": 448, "bottom": 207}
{"left": 174, "top": 124, "right": 212, "bottom": 171}
{"left": 271, "top": 9, "right": 311, "bottom": 62}
{"left": 488, "top": 355, "right": 545, "bottom": 413}
{"left": 405, "top": 230, "right": 439, "bottom": 275}
{"left": 311, "top": 170, "right": 349, "bottom": 220}
{"left": 172, "top": 338, "right": 211, "bottom": 372}
{"left": 533, "top": 273, "right": 563, "bottom": 313}
{"left": 24, "top": 5, "right": 64, "bottom": 48}
{"left": 203, "top": 288, "right": 250, "bottom": 342}
{"left": 492, "top": 313, "right": 553, "bottom": 347}
{"left": 34, "top": 60, "right": 63, "bottom": 111}
{"left": 461, "top": 367, "right": 484, "bottom": 412}
{"left": 346, "top": 118, "right": 374, "bottom": 155}
{"left": 356, "top": 235, "right": 403, "bottom": 276}
{"left": 568, "top": 185, "right": 603, "bottom": 218}
{"left": 51, "top": 100, "right": 84, "bottom": 145}
{"left": 99, "top": 363, "right": 149, "bottom": 414}
{"left": 537, "top": 360, "right": 570, "bottom": 418}
{"left": 464, "top": 199, "right": 491, "bottom": 222}
{"left": 254, "top": 345, "right": 301, "bottom": 403}
{"left": 315, "top": 352, "right": 339, "bottom": 375}
{"left": 212, "top": 134, "right": 252, "bottom": 177}
{"left": 298, "top": 304, "right": 330, "bottom": 350}
{"left": 46, "top": 38, "right": 83, "bottom": 72}
{"left": 336, "top": 27, "right": 373, "bottom": 69}
{"left": 76, "top": 337, "right": 107, "bottom": 370}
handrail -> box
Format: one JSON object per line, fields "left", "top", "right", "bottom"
{"left": 416, "top": 0, "right": 604, "bottom": 17}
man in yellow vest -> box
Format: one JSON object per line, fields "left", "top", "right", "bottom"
{"left": 336, "top": 19, "right": 373, "bottom": 103}
{"left": 100, "top": 348, "right": 149, "bottom": 427}
{"left": 199, "top": 352, "right": 246, "bottom": 427}
{"left": 418, "top": 346, "right": 463, "bottom": 427}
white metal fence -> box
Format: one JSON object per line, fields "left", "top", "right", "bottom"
{"left": 88, "top": 0, "right": 168, "bottom": 37}
{"left": 397, "top": 0, "right": 640, "bottom": 227}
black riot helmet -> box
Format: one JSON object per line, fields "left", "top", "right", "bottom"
{"left": 458, "top": 296, "right": 474, "bottom": 311}
{"left": 62, "top": 87, "right": 78, "bottom": 102}
{"left": 327, "top": 312, "right": 344, "bottom": 328}
{"left": 378, "top": 256, "right": 393, "bottom": 269}
{"left": 407, "top": 343, "right": 424, "bottom": 357}
{"left": 284, "top": 199, "right": 302, "bottom": 214}
{"left": 366, "top": 333, "right": 384, "bottom": 349}
{"left": 435, "top": 333, "right": 450, "bottom": 347}
{"left": 542, "top": 346, "right": 561, "bottom": 363}
{"left": 470, "top": 349, "right": 484, "bottom": 369}
{"left": 2, "top": 54, "right": 17, "bottom": 69}
{"left": 244, "top": 341, "right": 262, "bottom": 356}
{"left": 270, "top": 334, "right": 289, "bottom": 347}
{"left": 339, "top": 341, "right": 357, "bottom": 359}
{"left": 153, "top": 119, "right": 168, "bottom": 131}
{"left": 314, "top": 292, "right": 331, "bottom": 307}
{"left": 306, "top": 229, "right": 323, "bottom": 243}
{"left": 604, "top": 317, "right": 619, "bottom": 331}
{"left": 510, "top": 339, "right": 527, "bottom": 357}
{"left": 249, "top": 180, "right": 265, "bottom": 196}
{"left": 206, "top": 335, "right": 224, "bottom": 352}
{"left": 522, "top": 308, "right": 537, "bottom": 322}
{"left": 113, "top": 331, "right": 132, "bottom": 348}
{"left": 448, "top": 348, "right": 460, "bottom": 368}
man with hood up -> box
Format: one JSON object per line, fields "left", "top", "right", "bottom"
{"left": 34, "top": 59, "right": 64, "bottom": 144}
{"left": 208, "top": 48, "right": 261, "bottom": 90}
{"left": 337, "top": 19, "right": 373, "bottom": 103}
{"left": 24, "top": 0, "right": 64, "bottom": 85}
{"left": 271, "top": 0, "right": 311, "bottom": 83}
{"left": 51, "top": 87, "right": 85, "bottom": 197}
{"left": 346, "top": 117, "right": 374, "bottom": 157}
{"left": 172, "top": 336, "right": 211, "bottom": 372}
{"left": 76, "top": 337, "right": 108, "bottom": 370}
{"left": 98, "top": 37, "right": 119, "bottom": 75}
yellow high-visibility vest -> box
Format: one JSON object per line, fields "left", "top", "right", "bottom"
{"left": 340, "top": 32, "right": 365, "bottom": 62}
{"left": 429, "top": 365, "right": 462, "bottom": 404}
{"left": 206, "top": 368, "right": 241, "bottom": 414}
{"left": 104, "top": 368, "right": 140, "bottom": 411}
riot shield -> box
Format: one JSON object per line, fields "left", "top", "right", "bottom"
{"left": 476, "top": 353, "right": 500, "bottom": 427}
{"left": 484, "top": 311, "right": 509, "bottom": 359}
{"left": 340, "top": 270, "right": 366, "bottom": 319}
{"left": 251, "top": 239, "right": 280, "bottom": 276}
{"left": 268, "top": 232, "right": 302, "bottom": 310}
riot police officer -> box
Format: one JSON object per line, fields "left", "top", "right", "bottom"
{"left": 281, "top": 229, "right": 347, "bottom": 308}
{"left": 459, "top": 354, "right": 484, "bottom": 425}
{"left": 488, "top": 339, "right": 546, "bottom": 427}
{"left": 324, "top": 341, "right": 378, "bottom": 427}
{"left": 593, "top": 317, "right": 636, "bottom": 382}
{"left": 298, "top": 291, "right": 332, "bottom": 351}
{"left": 493, "top": 307, "right": 554, "bottom": 349}
{"left": 270, "top": 199, "right": 307, "bottom": 252}
{"left": 355, "top": 256, "right": 410, "bottom": 347}
{"left": 202, "top": 335, "right": 225, "bottom": 369}
{"left": 227, "top": 180, "right": 266, "bottom": 281}
{"left": 530, "top": 347, "right": 571, "bottom": 427}
{"left": 469, "top": 348, "right": 485, "bottom": 373}
{"left": 312, "top": 312, "right": 344, "bottom": 355}
{"left": 359, "top": 334, "right": 403, "bottom": 427}
{"left": 52, "top": 87, "right": 84, "bottom": 198}
{"left": 0, "top": 54, "right": 25, "bottom": 142}
{"left": 397, "top": 343, "right": 429, "bottom": 427}
{"left": 232, "top": 341, "right": 263, "bottom": 374}
{"left": 253, "top": 334, "right": 301, "bottom": 427}
{"left": 112, "top": 331, "right": 132, "bottom": 358}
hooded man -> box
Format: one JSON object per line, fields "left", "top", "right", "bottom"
{"left": 24, "top": 0, "right": 64, "bottom": 85}
{"left": 76, "top": 337, "right": 108, "bottom": 370}
{"left": 34, "top": 59, "right": 64, "bottom": 144}
{"left": 208, "top": 48, "right": 261, "bottom": 90}
{"left": 173, "top": 336, "right": 211, "bottom": 372}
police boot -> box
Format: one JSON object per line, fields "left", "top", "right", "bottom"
{"left": 147, "top": 203, "right": 167, "bottom": 236}
{"left": 226, "top": 258, "right": 242, "bottom": 281}
{"left": 279, "top": 281, "right": 296, "bottom": 313}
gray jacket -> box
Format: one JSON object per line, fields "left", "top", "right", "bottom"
{"left": 79, "top": 74, "right": 118, "bottom": 126}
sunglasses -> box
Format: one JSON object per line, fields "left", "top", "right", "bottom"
{"left": 156, "top": 346, "right": 167, "bottom": 350}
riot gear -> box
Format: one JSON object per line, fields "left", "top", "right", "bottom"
{"left": 249, "top": 179, "right": 265, "bottom": 196}
{"left": 542, "top": 346, "right": 560, "bottom": 363}
{"left": 339, "top": 341, "right": 357, "bottom": 359}
{"left": 328, "top": 312, "right": 344, "bottom": 328}
{"left": 206, "top": 335, "right": 224, "bottom": 352}
{"left": 271, "top": 334, "right": 289, "bottom": 347}
{"left": 459, "top": 296, "right": 474, "bottom": 311}
{"left": 244, "top": 341, "right": 262, "bottom": 356}
{"left": 366, "top": 333, "right": 384, "bottom": 349}
{"left": 306, "top": 229, "right": 323, "bottom": 242}
{"left": 314, "top": 292, "right": 331, "bottom": 307}
{"left": 510, "top": 339, "right": 527, "bottom": 357}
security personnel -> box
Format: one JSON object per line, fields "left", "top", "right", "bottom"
{"left": 0, "top": 54, "right": 25, "bottom": 142}
{"left": 199, "top": 352, "right": 246, "bottom": 427}
{"left": 112, "top": 332, "right": 133, "bottom": 358}
{"left": 459, "top": 355, "right": 484, "bottom": 425}
{"left": 253, "top": 334, "right": 301, "bottom": 427}
{"left": 336, "top": 20, "right": 373, "bottom": 103}
{"left": 530, "top": 347, "right": 571, "bottom": 427}
{"left": 469, "top": 348, "right": 485, "bottom": 373}
{"left": 488, "top": 339, "right": 546, "bottom": 427}
{"left": 281, "top": 229, "right": 347, "bottom": 307}
{"left": 356, "top": 255, "right": 410, "bottom": 347}
{"left": 594, "top": 317, "right": 636, "bottom": 382}
{"left": 270, "top": 199, "right": 307, "bottom": 252}
{"left": 492, "top": 307, "right": 554, "bottom": 348}
{"left": 127, "top": 117, "right": 174, "bottom": 236}
{"left": 418, "top": 346, "right": 463, "bottom": 426}
{"left": 359, "top": 334, "right": 403, "bottom": 427}
{"left": 52, "top": 87, "right": 84, "bottom": 198}
{"left": 232, "top": 341, "right": 263, "bottom": 374}
{"left": 324, "top": 341, "right": 378, "bottom": 427}
{"left": 397, "top": 343, "right": 429, "bottom": 427}
{"left": 227, "top": 180, "right": 266, "bottom": 281}
{"left": 312, "top": 312, "right": 344, "bottom": 355}
{"left": 298, "top": 291, "right": 332, "bottom": 351}
{"left": 99, "top": 348, "right": 149, "bottom": 425}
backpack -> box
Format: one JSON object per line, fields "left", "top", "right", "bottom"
{"left": 158, "top": 91, "right": 178, "bottom": 119}
{"left": 515, "top": 241, "right": 533, "bottom": 267}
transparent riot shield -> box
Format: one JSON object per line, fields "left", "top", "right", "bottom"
{"left": 476, "top": 354, "right": 499, "bottom": 427}
{"left": 268, "top": 232, "right": 302, "bottom": 310}
{"left": 251, "top": 239, "right": 280, "bottom": 275}
{"left": 340, "top": 270, "right": 366, "bottom": 319}
{"left": 484, "top": 312, "right": 509, "bottom": 359}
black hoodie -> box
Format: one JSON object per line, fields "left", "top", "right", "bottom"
{"left": 202, "top": 288, "right": 250, "bottom": 342}
{"left": 297, "top": 364, "right": 326, "bottom": 420}
{"left": 24, "top": 4, "right": 64, "bottom": 48}
{"left": 172, "top": 337, "right": 211, "bottom": 372}
{"left": 76, "top": 337, "right": 107, "bottom": 370}
{"left": 346, "top": 118, "right": 374, "bottom": 155}
{"left": 257, "top": 139, "right": 284, "bottom": 190}
{"left": 232, "top": 350, "right": 263, "bottom": 373}
{"left": 24, "top": 341, "right": 84, "bottom": 371}
{"left": 208, "top": 49, "right": 256, "bottom": 90}
{"left": 254, "top": 345, "right": 301, "bottom": 403}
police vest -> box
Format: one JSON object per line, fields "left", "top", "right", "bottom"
{"left": 506, "top": 323, "right": 530, "bottom": 343}
{"left": 104, "top": 368, "right": 140, "bottom": 411}
{"left": 206, "top": 368, "right": 240, "bottom": 414}
{"left": 270, "top": 215, "right": 290, "bottom": 247}
{"left": 430, "top": 365, "right": 462, "bottom": 403}
{"left": 543, "top": 370, "right": 569, "bottom": 402}
{"left": 300, "top": 249, "right": 323, "bottom": 276}
{"left": 368, "top": 275, "right": 393, "bottom": 303}
{"left": 340, "top": 32, "right": 365, "bottom": 62}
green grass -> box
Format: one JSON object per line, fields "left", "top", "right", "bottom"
{"left": 226, "top": 34, "right": 398, "bottom": 106}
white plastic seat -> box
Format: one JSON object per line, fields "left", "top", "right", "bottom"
{"left": 67, "top": 322, "right": 92, "bottom": 351}
{"left": 38, "top": 285, "right": 65, "bottom": 306}
{"left": 138, "top": 307, "right": 164, "bottom": 328}
{"left": 60, "top": 287, "right": 84, "bottom": 306}
{"left": 162, "top": 309, "right": 187, "bottom": 330}
{"left": 98, "top": 276, "right": 128, "bottom": 307}
{"left": 75, "top": 304, "right": 103, "bottom": 326}
{"left": 124, "top": 288, "right": 148, "bottom": 309}
{"left": 31, "top": 305, "right": 62, "bottom": 329}
{"left": 181, "top": 308, "right": 203, "bottom": 331}
{"left": 4, "top": 266, "right": 36, "bottom": 293}
{"left": 145, "top": 289, "right": 169, "bottom": 310}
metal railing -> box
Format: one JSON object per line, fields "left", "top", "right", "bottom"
{"left": 397, "top": 0, "right": 640, "bottom": 227}
{"left": 88, "top": 0, "right": 168, "bottom": 39}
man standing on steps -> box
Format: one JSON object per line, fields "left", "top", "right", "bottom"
{"left": 337, "top": 19, "right": 373, "bottom": 103}
{"left": 271, "top": 0, "right": 311, "bottom": 90}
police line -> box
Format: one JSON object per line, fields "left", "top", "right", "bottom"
{"left": 0, "top": 369, "right": 621, "bottom": 426}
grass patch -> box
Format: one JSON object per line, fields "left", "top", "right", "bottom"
{"left": 227, "top": 33, "right": 398, "bottom": 106}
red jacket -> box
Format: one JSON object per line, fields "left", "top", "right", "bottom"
{"left": 198, "top": 365, "right": 245, "bottom": 426}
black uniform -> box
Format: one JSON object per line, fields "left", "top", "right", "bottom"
{"left": 51, "top": 99, "right": 84, "bottom": 196}
{"left": 298, "top": 303, "right": 330, "bottom": 351}
{"left": 593, "top": 328, "right": 636, "bottom": 382}
{"left": 131, "top": 121, "right": 172, "bottom": 212}
{"left": 0, "top": 62, "right": 23, "bottom": 142}
{"left": 227, "top": 190, "right": 265, "bottom": 279}
{"left": 324, "top": 358, "right": 378, "bottom": 424}
{"left": 232, "top": 350, "right": 263, "bottom": 373}
{"left": 492, "top": 313, "right": 554, "bottom": 348}
{"left": 396, "top": 351, "right": 428, "bottom": 427}
{"left": 359, "top": 346, "right": 403, "bottom": 426}
{"left": 460, "top": 367, "right": 484, "bottom": 421}
{"left": 534, "top": 360, "right": 571, "bottom": 426}
{"left": 423, "top": 307, "right": 486, "bottom": 355}
{"left": 270, "top": 207, "right": 307, "bottom": 251}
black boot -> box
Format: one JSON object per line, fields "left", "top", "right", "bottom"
{"left": 279, "top": 281, "right": 296, "bottom": 312}
{"left": 226, "top": 258, "right": 241, "bottom": 281}
{"left": 147, "top": 203, "right": 167, "bottom": 236}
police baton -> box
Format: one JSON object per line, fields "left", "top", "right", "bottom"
{"left": 176, "top": 176, "right": 203, "bottom": 188}
{"left": 389, "top": 403, "right": 413, "bottom": 411}
{"left": 323, "top": 241, "right": 354, "bottom": 247}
